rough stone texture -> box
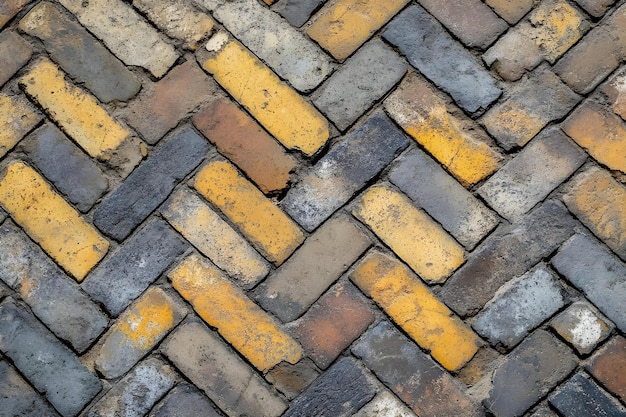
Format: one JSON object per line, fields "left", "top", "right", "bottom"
{"left": 485, "top": 329, "right": 578, "bottom": 417}
{"left": 574, "top": 0, "right": 616, "bottom": 17}
{"left": 529, "top": 408, "right": 559, "bottom": 417}
{"left": 602, "top": 67, "right": 626, "bottom": 120}
{"left": 485, "top": 0, "right": 535, "bottom": 23}
{"left": 313, "top": 40, "right": 407, "bottom": 131}
{"left": 0, "top": 0, "right": 30, "bottom": 28}
{"left": 0, "top": 360, "right": 60, "bottom": 417}
{"left": 265, "top": 359, "right": 320, "bottom": 400}
{"left": 149, "top": 383, "right": 223, "bottom": 417}
{"left": 549, "top": 372, "right": 626, "bottom": 417}
{"left": 0, "top": 298, "right": 102, "bottom": 417}
{"left": 0, "top": 94, "right": 42, "bottom": 159}
{"left": 274, "top": 0, "right": 323, "bottom": 27}
{"left": 586, "top": 336, "right": 626, "bottom": 402}
{"left": 383, "top": 5, "right": 501, "bottom": 112}
{"left": 551, "top": 302, "right": 613, "bottom": 355}
{"left": 0, "top": 30, "right": 31, "bottom": 88}
{"left": 353, "top": 390, "right": 416, "bottom": 417}
{"left": 282, "top": 112, "right": 409, "bottom": 231}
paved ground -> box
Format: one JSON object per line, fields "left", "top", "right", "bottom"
{"left": 1, "top": 0, "right": 626, "bottom": 416}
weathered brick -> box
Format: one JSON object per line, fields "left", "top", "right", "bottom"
{"left": 162, "top": 321, "right": 287, "bottom": 417}
{"left": 283, "top": 357, "right": 375, "bottom": 417}
{"left": 22, "top": 124, "right": 108, "bottom": 213}
{"left": 0, "top": 0, "right": 29, "bottom": 28}
{"left": 0, "top": 94, "right": 41, "bottom": 159}
{"left": 440, "top": 201, "right": 576, "bottom": 317}
{"left": 485, "top": 0, "right": 535, "bottom": 24}
{"left": 93, "top": 126, "right": 209, "bottom": 241}
{"left": 603, "top": 66, "right": 626, "bottom": 120}
{"left": 313, "top": 40, "right": 406, "bottom": 131}
{"left": 162, "top": 189, "right": 269, "bottom": 287}
{"left": 0, "top": 360, "right": 60, "bottom": 417}
{"left": 95, "top": 287, "right": 186, "bottom": 379}
{"left": 551, "top": 301, "right": 613, "bottom": 355}
{"left": 196, "top": 0, "right": 331, "bottom": 91}
{"left": 265, "top": 359, "right": 320, "bottom": 400}
{"left": 586, "top": 336, "right": 626, "bottom": 402}
{"left": 0, "top": 162, "right": 109, "bottom": 281}
{"left": 0, "top": 30, "right": 31, "bottom": 88}
{"left": 385, "top": 72, "right": 502, "bottom": 186}
{"left": 353, "top": 321, "right": 482, "bottom": 417}
{"left": 564, "top": 167, "right": 626, "bottom": 260}
{"left": 307, "top": 0, "right": 409, "bottom": 62}
{"left": 478, "top": 128, "right": 586, "bottom": 221}
{"left": 194, "top": 159, "right": 304, "bottom": 265}
{"left": 82, "top": 219, "right": 187, "bottom": 316}
{"left": 254, "top": 216, "right": 370, "bottom": 322}
{"left": 290, "top": 282, "right": 374, "bottom": 369}
{"left": 562, "top": 102, "right": 626, "bottom": 173}
{"left": 552, "top": 234, "right": 626, "bottom": 332}
{"left": 193, "top": 97, "right": 296, "bottom": 193}
{"left": 149, "top": 383, "right": 222, "bottom": 417}
{"left": 549, "top": 372, "right": 626, "bottom": 417}
{"left": 19, "top": 2, "right": 140, "bottom": 103}
{"left": 86, "top": 358, "right": 177, "bottom": 417}
{"left": 283, "top": 112, "right": 408, "bottom": 231}
{"left": 169, "top": 254, "right": 302, "bottom": 371}
{"left": 482, "top": 66, "right": 580, "bottom": 150}
{"left": 383, "top": 5, "right": 501, "bottom": 112}
{"left": 58, "top": 0, "right": 178, "bottom": 78}
{"left": 0, "top": 298, "right": 102, "bottom": 417}
{"left": 123, "top": 61, "right": 216, "bottom": 145}
{"left": 483, "top": 0, "right": 587, "bottom": 81}
{"left": 485, "top": 329, "right": 577, "bottom": 417}
{"left": 354, "top": 185, "right": 465, "bottom": 284}
{"left": 353, "top": 390, "right": 416, "bottom": 417}
{"left": 575, "top": 0, "right": 617, "bottom": 17}
{"left": 352, "top": 251, "right": 481, "bottom": 371}
{"left": 529, "top": 407, "right": 559, "bottom": 417}
{"left": 274, "top": 0, "right": 323, "bottom": 27}
{"left": 199, "top": 35, "right": 329, "bottom": 156}
{"left": 390, "top": 148, "right": 499, "bottom": 249}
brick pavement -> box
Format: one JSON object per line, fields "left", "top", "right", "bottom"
{"left": 0, "top": 0, "right": 626, "bottom": 416}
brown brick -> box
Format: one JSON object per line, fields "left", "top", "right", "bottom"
{"left": 0, "top": 31, "right": 31, "bottom": 88}
{"left": 265, "top": 359, "right": 320, "bottom": 400}
{"left": 0, "top": 0, "right": 29, "bottom": 28}
{"left": 574, "top": 0, "right": 617, "bottom": 17}
{"left": 586, "top": 336, "right": 626, "bottom": 403}
{"left": 485, "top": 0, "right": 536, "bottom": 24}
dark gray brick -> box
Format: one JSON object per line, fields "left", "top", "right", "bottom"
{"left": 82, "top": 219, "right": 187, "bottom": 316}
{"left": 274, "top": 0, "right": 323, "bottom": 27}
{"left": 282, "top": 357, "right": 375, "bottom": 417}
{"left": 0, "top": 360, "right": 60, "bottom": 417}
{"left": 93, "top": 126, "right": 210, "bottom": 241}
{"left": 0, "top": 30, "right": 32, "bottom": 88}
{"left": 0, "top": 298, "right": 102, "bottom": 417}
{"left": 282, "top": 112, "right": 408, "bottom": 231}
{"left": 149, "top": 383, "right": 223, "bottom": 417}
{"left": 383, "top": 5, "right": 501, "bottom": 112}
{"left": 550, "top": 372, "right": 626, "bottom": 417}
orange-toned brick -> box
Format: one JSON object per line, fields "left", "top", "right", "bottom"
{"left": 169, "top": 254, "right": 303, "bottom": 371}
{"left": 0, "top": 94, "right": 41, "bottom": 159}
{"left": 194, "top": 160, "right": 304, "bottom": 265}
{"left": 353, "top": 185, "right": 465, "bottom": 284}
{"left": 0, "top": 162, "right": 109, "bottom": 281}
{"left": 586, "top": 336, "right": 626, "bottom": 403}
{"left": 0, "top": 0, "right": 30, "bottom": 28}
{"left": 307, "top": 0, "right": 409, "bottom": 61}
{"left": 485, "top": 0, "right": 535, "bottom": 24}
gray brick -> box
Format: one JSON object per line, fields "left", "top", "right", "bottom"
{"left": 22, "top": 124, "right": 108, "bottom": 213}
{"left": 440, "top": 201, "right": 576, "bottom": 317}
{"left": 82, "top": 219, "right": 187, "bottom": 316}
{"left": 485, "top": 329, "right": 577, "bottom": 417}
{"left": 0, "top": 360, "right": 60, "bottom": 417}
{"left": 93, "top": 126, "right": 210, "bottom": 241}
{"left": 19, "top": 2, "right": 140, "bottom": 103}
{"left": 0, "top": 298, "right": 102, "bottom": 417}
{"left": 313, "top": 40, "right": 407, "bottom": 131}
{"left": 529, "top": 407, "right": 559, "bottom": 417}
{"left": 390, "top": 148, "right": 499, "bottom": 250}
{"left": 282, "top": 112, "right": 409, "bottom": 231}
{"left": 550, "top": 372, "right": 626, "bottom": 417}
{"left": 0, "top": 221, "right": 108, "bottom": 353}
{"left": 383, "top": 5, "right": 501, "bottom": 112}
{"left": 574, "top": 0, "right": 616, "bottom": 17}
{"left": 552, "top": 234, "right": 626, "bottom": 332}
{"left": 149, "top": 383, "right": 223, "bottom": 417}
{"left": 265, "top": 359, "right": 320, "bottom": 400}
{"left": 472, "top": 266, "right": 565, "bottom": 348}
{"left": 0, "top": 30, "right": 31, "bottom": 88}
{"left": 352, "top": 321, "right": 482, "bottom": 417}
{"left": 282, "top": 358, "right": 375, "bottom": 417}
{"left": 274, "top": 0, "right": 323, "bottom": 27}
{"left": 550, "top": 301, "right": 613, "bottom": 355}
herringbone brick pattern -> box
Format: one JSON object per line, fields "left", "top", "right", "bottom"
{"left": 1, "top": 0, "right": 626, "bottom": 416}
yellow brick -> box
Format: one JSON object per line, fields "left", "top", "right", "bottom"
{"left": 307, "top": 0, "right": 409, "bottom": 61}
{"left": 200, "top": 34, "right": 329, "bottom": 156}
{"left": 0, "top": 94, "right": 41, "bottom": 158}
{"left": 352, "top": 251, "right": 480, "bottom": 371}
{"left": 20, "top": 59, "right": 131, "bottom": 159}
{"left": 353, "top": 185, "right": 464, "bottom": 283}
{"left": 0, "top": 162, "right": 109, "bottom": 280}
{"left": 169, "top": 254, "right": 303, "bottom": 371}
{"left": 529, "top": 0, "right": 585, "bottom": 63}
{"left": 194, "top": 160, "right": 304, "bottom": 265}
{"left": 161, "top": 189, "right": 269, "bottom": 286}
{"left": 385, "top": 72, "right": 501, "bottom": 186}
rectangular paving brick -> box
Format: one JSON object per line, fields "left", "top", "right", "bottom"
{"left": 169, "top": 254, "right": 303, "bottom": 372}
{"left": 550, "top": 301, "right": 613, "bottom": 355}
{"left": 93, "top": 126, "right": 210, "bottom": 241}
{"left": 586, "top": 336, "right": 626, "bottom": 403}
{"left": 82, "top": 219, "right": 187, "bottom": 316}
{"left": 274, "top": 0, "right": 324, "bottom": 27}
{"left": 383, "top": 5, "right": 501, "bottom": 112}
{"left": 549, "top": 372, "right": 626, "bottom": 417}
{"left": 574, "top": 0, "right": 616, "bottom": 17}
{"left": 0, "top": 298, "right": 102, "bottom": 417}
{"left": 485, "top": 0, "right": 535, "bottom": 23}
{"left": 0, "top": 93, "right": 41, "bottom": 159}
{"left": 283, "top": 112, "right": 409, "bottom": 231}
{"left": 254, "top": 216, "right": 370, "bottom": 322}
{"left": 149, "top": 383, "right": 222, "bottom": 417}
{"left": 353, "top": 390, "right": 416, "bottom": 417}
{"left": 265, "top": 359, "right": 320, "bottom": 400}
{"left": 0, "top": 30, "right": 31, "bottom": 88}
{"left": 313, "top": 40, "right": 406, "bottom": 131}
{"left": 0, "top": 360, "right": 60, "bottom": 417}
{"left": 0, "top": 0, "right": 29, "bottom": 28}
{"left": 603, "top": 67, "right": 626, "bottom": 120}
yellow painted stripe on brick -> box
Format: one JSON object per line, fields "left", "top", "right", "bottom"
{"left": 353, "top": 185, "right": 464, "bottom": 283}
{"left": 307, "top": 0, "right": 409, "bottom": 61}
{"left": 169, "top": 254, "right": 303, "bottom": 371}
{"left": 0, "top": 162, "right": 108, "bottom": 280}
{"left": 352, "top": 251, "right": 480, "bottom": 371}
{"left": 200, "top": 36, "right": 329, "bottom": 156}
{"left": 194, "top": 160, "right": 304, "bottom": 265}
{"left": 0, "top": 95, "right": 40, "bottom": 158}
{"left": 20, "top": 59, "right": 130, "bottom": 159}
